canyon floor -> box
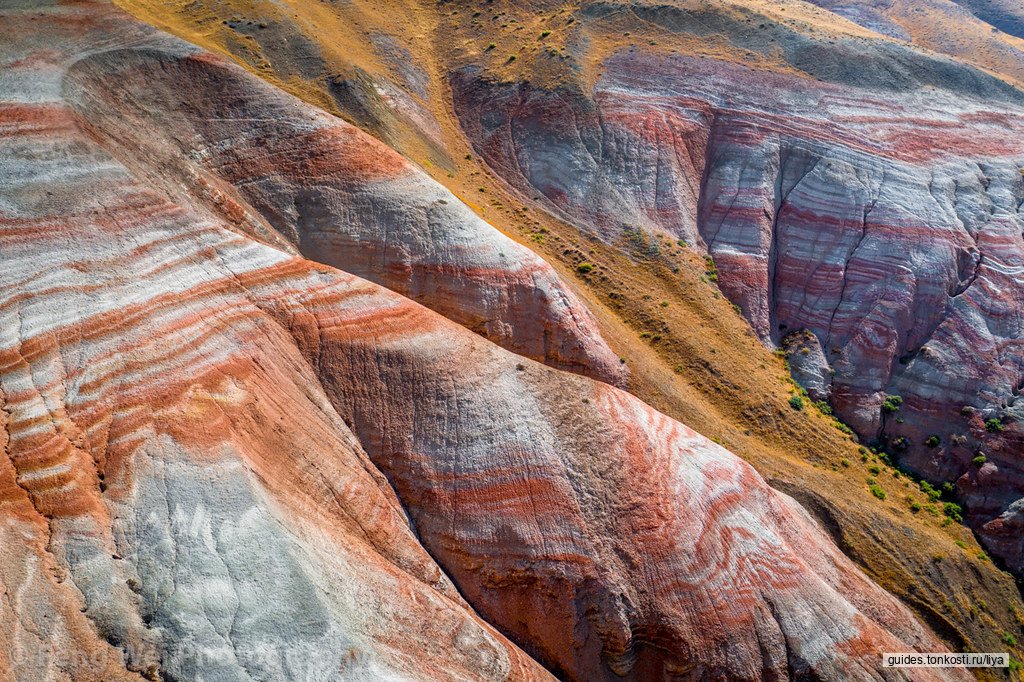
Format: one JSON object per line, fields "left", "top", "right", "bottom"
{"left": 2, "top": 0, "right": 1024, "bottom": 680}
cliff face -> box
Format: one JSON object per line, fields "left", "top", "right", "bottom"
{"left": 0, "top": 2, "right": 980, "bottom": 681}
{"left": 451, "top": 8, "right": 1024, "bottom": 575}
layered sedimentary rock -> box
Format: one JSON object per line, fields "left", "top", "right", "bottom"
{"left": 0, "top": 2, "right": 971, "bottom": 680}
{"left": 452, "top": 5, "right": 1024, "bottom": 573}
{"left": 59, "top": 18, "right": 624, "bottom": 386}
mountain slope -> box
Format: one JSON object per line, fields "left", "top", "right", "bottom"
{"left": 0, "top": 1, "right": 991, "bottom": 680}
{"left": 113, "top": 0, "right": 1024, "bottom": 666}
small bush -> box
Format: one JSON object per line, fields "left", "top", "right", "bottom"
{"left": 539, "top": 30, "right": 551, "bottom": 39}
{"left": 943, "top": 502, "right": 963, "bottom": 522}
{"left": 881, "top": 395, "right": 904, "bottom": 413}
{"left": 972, "top": 455, "right": 987, "bottom": 468}
{"left": 955, "top": 540, "right": 967, "bottom": 549}
{"left": 840, "top": 458, "right": 850, "bottom": 468}
{"left": 789, "top": 395, "right": 804, "bottom": 411}
{"left": 909, "top": 500, "right": 922, "bottom": 513}
{"left": 813, "top": 400, "right": 833, "bottom": 416}
{"left": 986, "top": 418, "right": 1005, "bottom": 432}
{"left": 868, "top": 465, "right": 881, "bottom": 475}
{"left": 978, "top": 551, "right": 990, "bottom": 562}
{"left": 925, "top": 435, "right": 940, "bottom": 447}
{"left": 576, "top": 262, "right": 594, "bottom": 274}
{"left": 869, "top": 483, "right": 887, "bottom": 500}
{"left": 1002, "top": 632, "right": 1018, "bottom": 647}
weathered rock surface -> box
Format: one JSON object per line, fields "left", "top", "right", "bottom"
{"left": 0, "top": 2, "right": 972, "bottom": 680}
{"left": 452, "top": 5, "right": 1024, "bottom": 574}
{"left": 59, "top": 19, "right": 624, "bottom": 387}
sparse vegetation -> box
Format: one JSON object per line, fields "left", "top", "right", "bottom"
{"left": 704, "top": 256, "right": 718, "bottom": 282}
{"left": 788, "top": 395, "right": 804, "bottom": 410}
{"left": 986, "top": 418, "right": 1005, "bottom": 432}
{"left": 576, "top": 262, "right": 594, "bottom": 274}
{"left": 881, "top": 395, "right": 903, "bottom": 413}
{"left": 973, "top": 455, "right": 987, "bottom": 467}
{"left": 924, "top": 435, "right": 940, "bottom": 447}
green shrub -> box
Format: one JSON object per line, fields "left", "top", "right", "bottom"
{"left": 789, "top": 395, "right": 804, "bottom": 411}
{"left": 881, "top": 395, "right": 904, "bottom": 413}
{"left": 813, "top": 400, "right": 833, "bottom": 415}
{"left": 539, "top": 30, "right": 551, "bottom": 39}
{"left": 925, "top": 435, "right": 940, "bottom": 447}
{"left": 869, "top": 483, "right": 887, "bottom": 500}
{"left": 909, "top": 501, "right": 922, "bottom": 513}
{"left": 576, "top": 262, "right": 594, "bottom": 274}
{"left": 972, "top": 455, "right": 987, "bottom": 467}
{"left": 943, "top": 502, "right": 963, "bottom": 522}
{"left": 1002, "top": 632, "right": 1018, "bottom": 647}
{"left": 868, "top": 465, "right": 881, "bottom": 475}
{"left": 840, "top": 458, "right": 850, "bottom": 468}
{"left": 986, "top": 418, "right": 1005, "bottom": 432}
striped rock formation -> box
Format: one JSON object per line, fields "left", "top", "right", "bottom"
{"left": 61, "top": 17, "right": 625, "bottom": 387}
{"left": 0, "top": 2, "right": 970, "bottom": 681}
{"left": 452, "top": 3, "right": 1024, "bottom": 574}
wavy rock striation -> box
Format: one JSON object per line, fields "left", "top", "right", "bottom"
{"left": 0, "top": 2, "right": 971, "bottom": 680}
{"left": 60, "top": 25, "right": 624, "bottom": 387}
{"left": 453, "top": 17, "right": 1024, "bottom": 573}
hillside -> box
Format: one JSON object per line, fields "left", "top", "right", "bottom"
{"left": 2, "top": 0, "right": 1024, "bottom": 679}
{"left": 112, "top": 0, "right": 1024, "bottom": 669}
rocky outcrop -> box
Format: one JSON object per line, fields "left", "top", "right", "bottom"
{"left": 0, "top": 2, "right": 970, "bottom": 680}
{"left": 453, "top": 21, "right": 1024, "bottom": 573}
